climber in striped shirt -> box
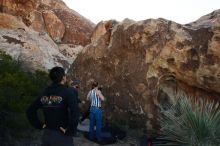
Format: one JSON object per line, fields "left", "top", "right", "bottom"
{"left": 87, "top": 81, "right": 105, "bottom": 142}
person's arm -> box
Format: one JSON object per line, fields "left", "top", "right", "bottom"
{"left": 75, "top": 89, "right": 81, "bottom": 103}
{"left": 86, "top": 91, "right": 91, "bottom": 100}
{"left": 66, "top": 89, "right": 80, "bottom": 135}
{"left": 96, "top": 90, "right": 105, "bottom": 101}
{"left": 26, "top": 97, "right": 43, "bottom": 129}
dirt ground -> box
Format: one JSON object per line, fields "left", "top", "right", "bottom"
{"left": 74, "top": 119, "right": 142, "bottom": 146}
{"left": 74, "top": 135, "right": 139, "bottom": 146}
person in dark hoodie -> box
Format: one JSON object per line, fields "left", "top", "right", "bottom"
{"left": 70, "top": 79, "right": 81, "bottom": 104}
{"left": 26, "top": 66, "right": 79, "bottom": 146}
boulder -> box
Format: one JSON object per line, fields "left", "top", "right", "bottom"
{"left": 0, "top": 0, "right": 39, "bottom": 17}
{"left": 0, "top": 0, "right": 94, "bottom": 70}
{"left": 91, "top": 20, "right": 118, "bottom": 43}
{"left": 0, "top": 0, "right": 95, "bottom": 45}
{"left": 54, "top": 9, "right": 95, "bottom": 46}
{"left": 0, "top": 14, "right": 70, "bottom": 71}
{"left": 69, "top": 10, "right": 220, "bottom": 131}
{"left": 28, "top": 10, "right": 46, "bottom": 32}
{"left": 42, "top": 10, "right": 65, "bottom": 42}
{"left": 0, "top": 13, "right": 27, "bottom": 29}
{"left": 0, "top": 28, "right": 71, "bottom": 71}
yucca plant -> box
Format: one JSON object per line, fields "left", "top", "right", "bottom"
{"left": 159, "top": 95, "right": 220, "bottom": 146}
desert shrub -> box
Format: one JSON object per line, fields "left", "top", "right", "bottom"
{"left": 159, "top": 96, "right": 220, "bottom": 146}
{"left": 0, "top": 52, "right": 50, "bottom": 137}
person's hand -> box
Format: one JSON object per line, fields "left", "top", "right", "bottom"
{"left": 42, "top": 124, "right": 46, "bottom": 129}
{"left": 59, "top": 127, "right": 66, "bottom": 134}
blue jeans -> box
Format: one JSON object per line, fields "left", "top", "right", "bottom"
{"left": 89, "top": 106, "right": 102, "bottom": 141}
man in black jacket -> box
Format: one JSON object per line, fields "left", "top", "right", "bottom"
{"left": 70, "top": 79, "right": 81, "bottom": 104}
{"left": 26, "top": 66, "right": 79, "bottom": 146}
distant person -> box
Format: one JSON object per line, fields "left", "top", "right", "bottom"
{"left": 26, "top": 66, "right": 79, "bottom": 146}
{"left": 87, "top": 81, "right": 105, "bottom": 142}
{"left": 79, "top": 103, "right": 90, "bottom": 123}
{"left": 70, "top": 79, "right": 82, "bottom": 137}
{"left": 70, "top": 79, "right": 81, "bottom": 103}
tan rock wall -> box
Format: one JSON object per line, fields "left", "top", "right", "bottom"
{"left": 0, "top": 0, "right": 94, "bottom": 70}
{"left": 0, "top": 13, "right": 27, "bottom": 29}
{"left": 70, "top": 11, "right": 220, "bottom": 132}
{"left": 54, "top": 9, "right": 95, "bottom": 45}
{"left": 29, "top": 10, "right": 46, "bottom": 32}
{"left": 43, "top": 10, "right": 65, "bottom": 42}
{"left": 0, "top": 0, "right": 95, "bottom": 45}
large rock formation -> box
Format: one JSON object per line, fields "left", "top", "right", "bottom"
{"left": 42, "top": 10, "right": 65, "bottom": 42}
{"left": 70, "top": 11, "right": 220, "bottom": 131}
{"left": 0, "top": 0, "right": 39, "bottom": 17}
{"left": 53, "top": 9, "right": 94, "bottom": 45}
{"left": 0, "top": 0, "right": 95, "bottom": 44}
{"left": 0, "top": 13, "right": 27, "bottom": 29}
{"left": 0, "top": 14, "right": 69, "bottom": 70}
{"left": 0, "top": 0, "right": 95, "bottom": 70}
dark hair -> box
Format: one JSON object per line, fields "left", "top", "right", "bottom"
{"left": 49, "top": 66, "right": 65, "bottom": 83}
{"left": 91, "top": 81, "right": 98, "bottom": 89}
{"left": 71, "top": 79, "right": 80, "bottom": 86}
{"left": 98, "top": 86, "right": 102, "bottom": 91}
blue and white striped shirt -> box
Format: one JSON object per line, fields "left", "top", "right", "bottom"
{"left": 88, "top": 89, "right": 101, "bottom": 108}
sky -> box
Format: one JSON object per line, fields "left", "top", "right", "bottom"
{"left": 62, "top": 0, "right": 220, "bottom": 24}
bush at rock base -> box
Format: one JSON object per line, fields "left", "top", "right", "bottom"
{"left": 0, "top": 52, "right": 50, "bottom": 140}
{"left": 159, "top": 95, "right": 220, "bottom": 146}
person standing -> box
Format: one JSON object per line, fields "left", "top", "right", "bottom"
{"left": 87, "top": 81, "right": 105, "bottom": 142}
{"left": 80, "top": 86, "right": 103, "bottom": 123}
{"left": 26, "top": 66, "right": 79, "bottom": 146}
{"left": 70, "top": 79, "right": 82, "bottom": 137}
{"left": 70, "top": 79, "right": 81, "bottom": 103}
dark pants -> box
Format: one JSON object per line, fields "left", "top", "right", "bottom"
{"left": 41, "top": 129, "right": 74, "bottom": 146}
{"left": 80, "top": 106, "right": 90, "bottom": 122}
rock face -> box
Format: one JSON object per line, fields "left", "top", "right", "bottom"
{"left": 0, "top": 13, "right": 26, "bottom": 29}
{"left": 0, "top": 0, "right": 94, "bottom": 70}
{"left": 58, "top": 44, "right": 83, "bottom": 63}
{"left": 0, "top": 0, "right": 94, "bottom": 44}
{"left": 0, "top": 14, "right": 70, "bottom": 70}
{"left": 29, "top": 10, "right": 46, "bottom": 32}
{"left": 0, "top": 0, "right": 39, "bottom": 17}
{"left": 42, "top": 10, "right": 65, "bottom": 42}
{"left": 54, "top": 9, "right": 95, "bottom": 45}
{"left": 70, "top": 10, "right": 220, "bottom": 131}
